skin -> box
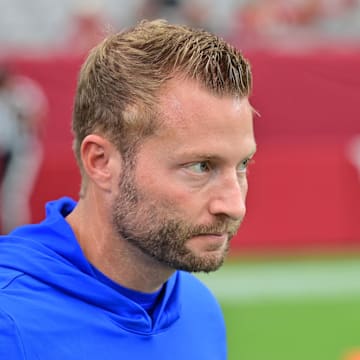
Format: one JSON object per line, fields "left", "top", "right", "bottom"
{"left": 66, "top": 77, "right": 256, "bottom": 293}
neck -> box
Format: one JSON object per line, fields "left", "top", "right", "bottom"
{"left": 66, "top": 196, "right": 174, "bottom": 293}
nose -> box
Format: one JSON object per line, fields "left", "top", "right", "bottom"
{"left": 208, "top": 173, "right": 247, "bottom": 221}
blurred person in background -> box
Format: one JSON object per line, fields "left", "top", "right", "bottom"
{"left": 137, "top": 0, "right": 211, "bottom": 29}
{"left": 64, "top": 0, "right": 111, "bottom": 54}
{"left": 231, "top": 0, "right": 359, "bottom": 49}
{"left": 347, "top": 134, "right": 360, "bottom": 181}
{"left": 0, "top": 65, "right": 47, "bottom": 234}
{"left": 0, "top": 19, "right": 256, "bottom": 359}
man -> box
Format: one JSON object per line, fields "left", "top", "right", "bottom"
{"left": 0, "top": 20, "right": 256, "bottom": 359}
{"left": 0, "top": 66, "right": 47, "bottom": 234}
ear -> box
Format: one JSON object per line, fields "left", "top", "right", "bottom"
{"left": 80, "top": 134, "right": 121, "bottom": 192}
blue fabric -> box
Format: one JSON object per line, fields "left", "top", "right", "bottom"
{"left": 0, "top": 198, "right": 227, "bottom": 359}
{"left": 89, "top": 263, "right": 163, "bottom": 316}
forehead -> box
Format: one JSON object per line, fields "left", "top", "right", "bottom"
{"left": 155, "top": 78, "right": 255, "bottom": 148}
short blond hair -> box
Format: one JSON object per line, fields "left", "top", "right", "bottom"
{"left": 72, "top": 19, "right": 252, "bottom": 190}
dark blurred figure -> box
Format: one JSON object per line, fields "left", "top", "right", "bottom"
{"left": 137, "top": 0, "right": 210, "bottom": 29}
{"left": 0, "top": 65, "right": 47, "bottom": 234}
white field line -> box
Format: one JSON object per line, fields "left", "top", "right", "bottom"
{"left": 195, "top": 260, "right": 360, "bottom": 303}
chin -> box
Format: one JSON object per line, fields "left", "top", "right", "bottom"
{"left": 172, "top": 249, "right": 227, "bottom": 273}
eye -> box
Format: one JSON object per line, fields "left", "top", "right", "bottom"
{"left": 186, "top": 161, "right": 211, "bottom": 174}
{"left": 238, "top": 158, "right": 253, "bottom": 174}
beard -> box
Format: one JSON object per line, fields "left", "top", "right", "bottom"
{"left": 111, "top": 168, "right": 241, "bottom": 273}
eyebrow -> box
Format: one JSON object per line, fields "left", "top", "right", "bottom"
{"left": 247, "top": 146, "right": 257, "bottom": 159}
{"left": 179, "top": 146, "right": 257, "bottom": 163}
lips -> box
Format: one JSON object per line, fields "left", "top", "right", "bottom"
{"left": 202, "top": 233, "right": 226, "bottom": 238}
{"left": 191, "top": 232, "right": 228, "bottom": 242}
{"left": 192, "top": 231, "right": 230, "bottom": 238}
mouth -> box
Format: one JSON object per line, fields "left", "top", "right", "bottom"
{"left": 191, "top": 231, "right": 226, "bottom": 238}
{"left": 202, "top": 232, "right": 227, "bottom": 238}
{"left": 193, "top": 230, "right": 231, "bottom": 239}
{"left": 188, "top": 232, "right": 229, "bottom": 252}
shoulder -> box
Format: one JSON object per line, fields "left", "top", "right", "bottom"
{"left": 0, "top": 307, "right": 26, "bottom": 359}
{"left": 175, "top": 271, "right": 227, "bottom": 357}
{"left": 0, "top": 236, "right": 29, "bottom": 292}
{"left": 178, "top": 271, "right": 215, "bottom": 294}
{"left": 0, "top": 268, "right": 24, "bottom": 290}
{"left": 177, "top": 271, "right": 223, "bottom": 311}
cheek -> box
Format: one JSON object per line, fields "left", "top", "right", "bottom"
{"left": 239, "top": 176, "right": 249, "bottom": 200}
{"left": 151, "top": 182, "right": 204, "bottom": 216}
{"left": 160, "top": 186, "right": 195, "bottom": 208}
{"left": 141, "top": 171, "right": 189, "bottom": 200}
{"left": 135, "top": 164, "right": 208, "bottom": 215}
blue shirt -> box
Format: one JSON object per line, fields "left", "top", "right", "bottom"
{"left": 0, "top": 198, "right": 227, "bottom": 359}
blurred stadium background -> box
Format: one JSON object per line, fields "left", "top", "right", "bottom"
{"left": 0, "top": 0, "right": 359, "bottom": 359}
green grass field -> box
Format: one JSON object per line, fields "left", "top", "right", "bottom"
{"left": 196, "top": 255, "right": 360, "bottom": 360}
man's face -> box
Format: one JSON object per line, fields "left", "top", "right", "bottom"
{"left": 112, "top": 79, "right": 256, "bottom": 273}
